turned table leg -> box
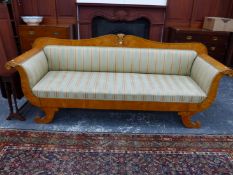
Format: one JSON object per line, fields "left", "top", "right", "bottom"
{"left": 34, "top": 107, "right": 59, "bottom": 124}
{"left": 178, "top": 112, "right": 201, "bottom": 128}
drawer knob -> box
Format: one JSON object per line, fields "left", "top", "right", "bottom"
{"left": 28, "top": 31, "right": 35, "bottom": 35}
{"left": 212, "top": 37, "right": 218, "bottom": 41}
{"left": 209, "top": 46, "right": 216, "bottom": 51}
{"left": 53, "top": 32, "right": 60, "bottom": 35}
{"left": 186, "top": 36, "right": 193, "bottom": 40}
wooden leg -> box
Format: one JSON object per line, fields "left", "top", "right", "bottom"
{"left": 34, "top": 108, "right": 59, "bottom": 124}
{"left": 178, "top": 112, "right": 201, "bottom": 129}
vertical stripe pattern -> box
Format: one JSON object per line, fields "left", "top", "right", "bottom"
{"left": 191, "top": 56, "right": 219, "bottom": 94}
{"left": 32, "top": 71, "right": 207, "bottom": 103}
{"left": 21, "top": 51, "right": 48, "bottom": 88}
{"left": 43, "top": 46, "right": 197, "bottom": 75}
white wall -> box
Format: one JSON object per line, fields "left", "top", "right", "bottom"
{"left": 77, "top": 0, "right": 167, "bottom": 6}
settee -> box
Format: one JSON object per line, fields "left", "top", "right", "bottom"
{"left": 6, "top": 34, "right": 233, "bottom": 128}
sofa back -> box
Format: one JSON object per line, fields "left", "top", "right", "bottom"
{"left": 43, "top": 46, "right": 197, "bottom": 75}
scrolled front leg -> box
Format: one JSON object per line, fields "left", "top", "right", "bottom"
{"left": 178, "top": 112, "right": 201, "bottom": 129}
{"left": 34, "top": 107, "right": 59, "bottom": 124}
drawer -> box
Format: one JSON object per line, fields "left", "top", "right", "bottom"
{"left": 19, "top": 25, "right": 72, "bottom": 39}
{"left": 201, "top": 35, "right": 230, "bottom": 45}
{"left": 209, "top": 53, "right": 226, "bottom": 63}
{"left": 19, "top": 25, "right": 74, "bottom": 52}
{"left": 205, "top": 44, "right": 227, "bottom": 63}
{"left": 172, "top": 32, "right": 200, "bottom": 42}
{"left": 206, "top": 44, "right": 226, "bottom": 54}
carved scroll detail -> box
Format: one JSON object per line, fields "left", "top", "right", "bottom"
{"left": 34, "top": 108, "right": 59, "bottom": 124}
{"left": 117, "top": 33, "right": 125, "bottom": 46}
{"left": 178, "top": 112, "right": 201, "bottom": 128}
{"left": 5, "top": 60, "right": 19, "bottom": 70}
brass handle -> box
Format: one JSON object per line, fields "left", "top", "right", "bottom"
{"left": 209, "top": 46, "right": 216, "bottom": 51}
{"left": 53, "top": 32, "right": 60, "bottom": 35}
{"left": 186, "top": 36, "right": 193, "bottom": 40}
{"left": 28, "top": 31, "right": 35, "bottom": 35}
{"left": 212, "top": 36, "right": 218, "bottom": 41}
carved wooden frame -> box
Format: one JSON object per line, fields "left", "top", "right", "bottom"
{"left": 6, "top": 34, "right": 233, "bottom": 128}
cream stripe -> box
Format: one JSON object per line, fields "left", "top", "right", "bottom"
{"left": 162, "top": 52, "right": 166, "bottom": 74}
{"left": 55, "top": 71, "right": 67, "bottom": 98}
{"left": 186, "top": 52, "right": 190, "bottom": 75}
{"left": 146, "top": 49, "right": 149, "bottom": 73}
{"left": 90, "top": 48, "right": 93, "bottom": 71}
{"left": 170, "top": 51, "right": 174, "bottom": 74}
{"left": 82, "top": 47, "right": 84, "bottom": 71}
{"left": 49, "top": 48, "right": 52, "bottom": 70}
{"left": 104, "top": 72, "right": 109, "bottom": 99}
{"left": 130, "top": 49, "right": 133, "bottom": 73}
{"left": 178, "top": 53, "right": 182, "bottom": 75}
{"left": 107, "top": 48, "right": 109, "bottom": 72}
{"left": 66, "top": 48, "right": 69, "bottom": 70}
{"left": 99, "top": 47, "right": 101, "bottom": 72}
{"left": 73, "top": 71, "right": 85, "bottom": 99}
{"left": 115, "top": 49, "right": 117, "bottom": 72}
{"left": 83, "top": 72, "right": 94, "bottom": 99}
{"left": 93, "top": 72, "right": 101, "bottom": 99}
{"left": 139, "top": 49, "right": 142, "bottom": 72}
{"left": 146, "top": 74, "right": 155, "bottom": 101}
{"left": 74, "top": 48, "right": 77, "bottom": 70}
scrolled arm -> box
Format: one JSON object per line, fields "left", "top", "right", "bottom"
{"left": 5, "top": 48, "right": 43, "bottom": 70}
{"left": 191, "top": 54, "right": 232, "bottom": 95}
{"left": 5, "top": 59, "right": 19, "bottom": 70}
{"left": 198, "top": 54, "right": 233, "bottom": 76}
{"left": 5, "top": 48, "right": 49, "bottom": 89}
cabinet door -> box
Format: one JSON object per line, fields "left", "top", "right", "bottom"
{"left": 20, "top": 0, "right": 35, "bottom": 16}
{"left": 56, "top": 0, "right": 76, "bottom": 24}
{"left": 166, "top": 0, "right": 194, "bottom": 27}
{"left": 16, "top": 0, "right": 56, "bottom": 24}
{"left": 0, "top": 4, "right": 17, "bottom": 75}
{"left": 191, "top": 0, "right": 232, "bottom": 27}
{"left": 34, "top": 0, "right": 56, "bottom": 24}
{"left": 0, "top": 4, "right": 17, "bottom": 61}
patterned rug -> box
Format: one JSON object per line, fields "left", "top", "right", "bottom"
{"left": 0, "top": 130, "right": 232, "bottom": 174}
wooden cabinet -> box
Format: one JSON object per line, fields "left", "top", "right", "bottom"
{"left": 18, "top": 25, "right": 74, "bottom": 52}
{"left": 166, "top": 27, "right": 231, "bottom": 64}
{"left": 13, "top": 0, "right": 77, "bottom": 25}
{"left": 226, "top": 34, "right": 233, "bottom": 68}
{"left": 0, "top": 3, "right": 23, "bottom": 100}
{"left": 0, "top": 3, "right": 17, "bottom": 68}
{"left": 191, "top": 0, "right": 232, "bottom": 28}
{"left": 166, "top": 0, "right": 233, "bottom": 28}
{"left": 166, "top": 0, "right": 194, "bottom": 27}
{"left": 15, "top": 0, "right": 56, "bottom": 24}
{"left": 34, "top": 0, "right": 56, "bottom": 24}
{"left": 56, "top": 0, "right": 77, "bottom": 24}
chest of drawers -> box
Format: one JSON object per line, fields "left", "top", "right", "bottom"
{"left": 18, "top": 25, "right": 74, "bottom": 52}
{"left": 226, "top": 33, "right": 233, "bottom": 68}
{"left": 166, "top": 27, "right": 231, "bottom": 64}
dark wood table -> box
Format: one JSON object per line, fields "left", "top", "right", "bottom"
{"left": 0, "top": 70, "right": 26, "bottom": 121}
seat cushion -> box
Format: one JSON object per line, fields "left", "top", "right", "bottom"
{"left": 32, "top": 71, "right": 207, "bottom": 103}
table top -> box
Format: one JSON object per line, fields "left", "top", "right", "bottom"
{"left": 77, "top": 0, "right": 167, "bottom": 6}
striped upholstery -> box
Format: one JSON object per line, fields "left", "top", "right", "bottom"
{"left": 32, "top": 71, "right": 207, "bottom": 103}
{"left": 21, "top": 51, "right": 48, "bottom": 88}
{"left": 191, "top": 56, "right": 219, "bottom": 94}
{"left": 43, "top": 46, "right": 197, "bottom": 76}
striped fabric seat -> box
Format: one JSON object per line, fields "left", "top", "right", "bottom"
{"left": 32, "top": 71, "right": 207, "bottom": 103}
